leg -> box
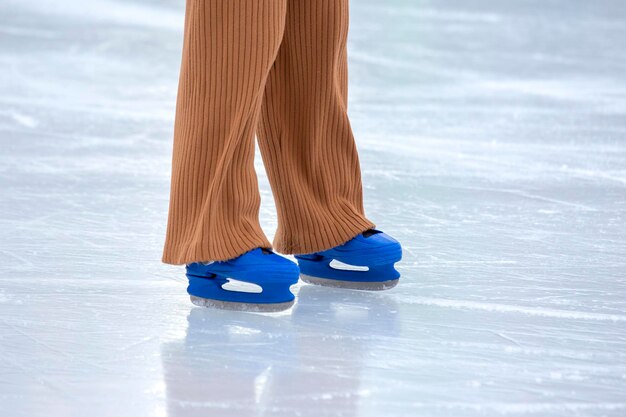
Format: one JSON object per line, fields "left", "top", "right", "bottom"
{"left": 258, "top": 0, "right": 402, "bottom": 289}
{"left": 163, "top": 0, "right": 288, "bottom": 264}
{"left": 257, "top": 0, "right": 376, "bottom": 255}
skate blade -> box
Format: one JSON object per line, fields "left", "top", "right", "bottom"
{"left": 300, "top": 274, "right": 399, "bottom": 291}
{"left": 189, "top": 295, "right": 294, "bottom": 313}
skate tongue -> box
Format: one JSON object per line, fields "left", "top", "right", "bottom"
{"left": 362, "top": 229, "right": 382, "bottom": 238}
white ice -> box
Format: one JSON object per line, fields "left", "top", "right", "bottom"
{"left": 1, "top": 0, "right": 626, "bottom": 416}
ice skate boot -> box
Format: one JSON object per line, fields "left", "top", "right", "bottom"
{"left": 295, "top": 229, "right": 402, "bottom": 290}
{"left": 186, "top": 248, "right": 300, "bottom": 312}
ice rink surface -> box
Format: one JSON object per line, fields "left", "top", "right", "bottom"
{"left": 1, "top": 0, "right": 626, "bottom": 416}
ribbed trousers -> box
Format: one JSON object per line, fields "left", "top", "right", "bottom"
{"left": 162, "top": 0, "right": 375, "bottom": 265}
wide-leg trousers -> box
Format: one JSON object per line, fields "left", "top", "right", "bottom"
{"left": 162, "top": 0, "right": 375, "bottom": 265}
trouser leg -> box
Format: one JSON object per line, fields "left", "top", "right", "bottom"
{"left": 163, "top": 0, "right": 287, "bottom": 264}
{"left": 257, "top": 0, "right": 375, "bottom": 255}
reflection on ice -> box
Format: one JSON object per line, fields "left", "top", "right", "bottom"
{"left": 162, "top": 286, "right": 400, "bottom": 417}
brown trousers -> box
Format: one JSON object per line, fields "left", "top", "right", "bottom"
{"left": 162, "top": 0, "right": 375, "bottom": 265}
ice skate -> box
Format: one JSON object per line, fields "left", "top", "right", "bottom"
{"left": 186, "top": 248, "right": 300, "bottom": 312}
{"left": 295, "top": 229, "right": 402, "bottom": 290}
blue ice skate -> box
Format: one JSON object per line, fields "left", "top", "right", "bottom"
{"left": 295, "top": 229, "right": 402, "bottom": 290}
{"left": 186, "top": 248, "right": 300, "bottom": 312}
